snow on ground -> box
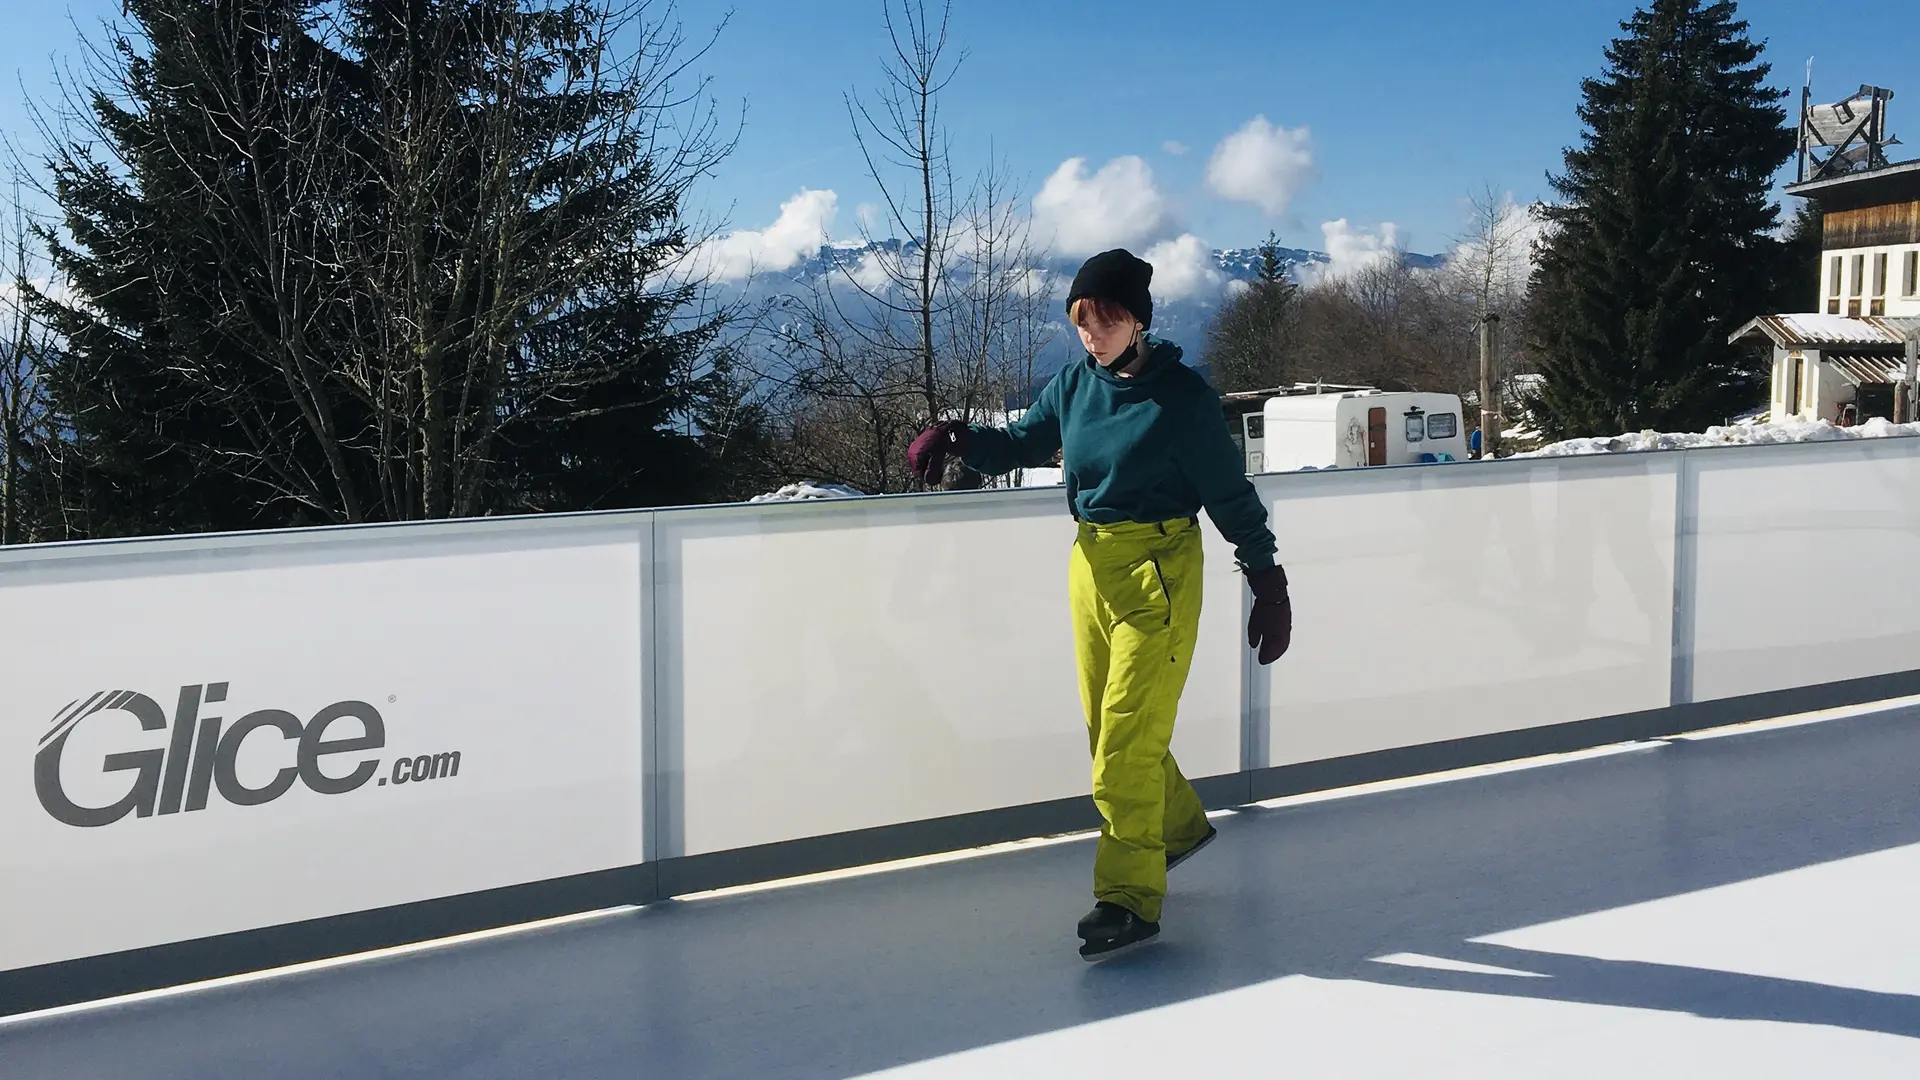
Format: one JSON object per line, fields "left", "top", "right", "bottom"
{"left": 749, "top": 481, "right": 867, "bottom": 502}
{"left": 1513, "top": 417, "right": 1920, "bottom": 458}
{"left": 749, "top": 417, "right": 1918, "bottom": 502}
{"left": 749, "top": 472, "right": 1059, "bottom": 502}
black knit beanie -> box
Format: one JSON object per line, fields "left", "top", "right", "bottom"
{"left": 1066, "top": 248, "right": 1153, "bottom": 331}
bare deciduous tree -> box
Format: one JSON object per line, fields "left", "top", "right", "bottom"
{"left": 1450, "top": 184, "right": 1535, "bottom": 323}
{"left": 841, "top": 0, "right": 961, "bottom": 432}
{"left": 1279, "top": 190, "right": 1539, "bottom": 422}
{"left": 740, "top": 0, "right": 1053, "bottom": 495}
{"left": 1284, "top": 256, "right": 1471, "bottom": 400}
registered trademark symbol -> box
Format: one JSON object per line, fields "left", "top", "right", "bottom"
{"left": 388, "top": 695, "right": 397, "bottom": 703}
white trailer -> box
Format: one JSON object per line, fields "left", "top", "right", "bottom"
{"left": 1238, "top": 389, "right": 1468, "bottom": 473}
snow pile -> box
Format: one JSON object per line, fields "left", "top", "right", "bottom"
{"left": 749, "top": 481, "right": 867, "bottom": 503}
{"left": 1514, "top": 417, "right": 1920, "bottom": 458}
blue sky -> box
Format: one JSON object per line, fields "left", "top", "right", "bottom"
{"left": 1, "top": 0, "right": 1912, "bottom": 266}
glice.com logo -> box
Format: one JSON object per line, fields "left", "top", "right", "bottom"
{"left": 34, "top": 684, "right": 464, "bottom": 828}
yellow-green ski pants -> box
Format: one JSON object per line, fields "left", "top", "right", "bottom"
{"left": 1069, "top": 517, "right": 1212, "bottom": 923}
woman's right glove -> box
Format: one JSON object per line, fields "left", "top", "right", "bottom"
{"left": 1245, "top": 564, "right": 1292, "bottom": 665}
{"left": 908, "top": 421, "right": 972, "bottom": 484}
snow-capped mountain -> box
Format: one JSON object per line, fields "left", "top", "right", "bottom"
{"left": 723, "top": 240, "right": 1446, "bottom": 374}
{"left": 769, "top": 241, "right": 1445, "bottom": 289}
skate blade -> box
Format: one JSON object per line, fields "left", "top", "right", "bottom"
{"left": 1167, "top": 827, "right": 1218, "bottom": 872}
{"left": 1079, "top": 934, "right": 1159, "bottom": 963}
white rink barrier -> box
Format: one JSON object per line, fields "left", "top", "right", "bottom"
{"left": 4, "top": 436, "right": 1920, "bottom": 1011}
{"left": 1, "top": 519, "right": 651, "bottom": 979}
{"left": 1256, "top": 454, "right": 1681, "bottom": 769}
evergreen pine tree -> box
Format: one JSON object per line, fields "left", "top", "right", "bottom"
{"left": 35, "top": 0, "right": 735, "bottom": 536}
{"left": 1208, "top": 232, "right": 1298, "bottom": 392}
{"left": 1526, "top": 0, "right": 1795, "bottom": 439}
{"left": 1257, "top": 230, "right": 1288, "bottom": 285}
{"left": 1769, "top": 201, "right": 1824, "bottom": 312}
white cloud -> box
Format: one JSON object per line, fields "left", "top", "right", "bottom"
{"left": 1303, "top": 219, "right": 1401, "bottom": 285}
{"left": 1032, "top": 156, "right": 1170, "bottom": 256}
{"left": 1206, "top": 116, "right": 1315, "bottom": 217}
{"left": 1162, "top": 140, "right": 1189, "bottom": 156}
{"left": 850, "top": 248, "right": 904, "bottom": 292}
{"left": 1142, "top": 234, "right": 1227, "bottom": 301}
{"left": 692, "top": 188, "right": 838, "bottom": 282}
{"left": 997, "top": 265, "right": 1057, "bottom": 304}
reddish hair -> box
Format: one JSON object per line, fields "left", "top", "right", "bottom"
{"left": 1069, "top": 296, "right": 1134, "bottom": 329}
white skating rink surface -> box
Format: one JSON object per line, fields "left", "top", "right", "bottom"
{"left": 6, "top": 705, "right": 1920, "bottom": 1078}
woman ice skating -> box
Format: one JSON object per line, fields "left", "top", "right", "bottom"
{"left": 907, "top": 247, "right": 1292, "bottom": 961}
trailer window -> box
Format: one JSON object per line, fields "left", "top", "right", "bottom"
{"left": 1404, "top": 414, "right": 1424, "bottom": 442}
{"left": 1426, "top": 413, "right": 1458, "bottom": 440}
{"left": 1244, "top": 414, "right": 1265, "bottom": 440}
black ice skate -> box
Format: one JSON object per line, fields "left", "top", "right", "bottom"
{"left": 1166, "top": 824, "right": 1218, "bottom": 872}
{"left": 1076, "top": 901, "right": 1159, "bottom": 961}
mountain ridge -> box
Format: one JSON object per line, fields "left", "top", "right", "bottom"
{"left": 724, "top": 240, "right": 1450, "bottom": 373}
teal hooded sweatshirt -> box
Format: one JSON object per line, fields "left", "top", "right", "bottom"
{"left": 962, "top": 337, "right": 1277, "bottom": 571}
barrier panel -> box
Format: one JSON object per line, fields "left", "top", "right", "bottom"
{"left": 4, "top": 438, "right": 1919, "bottom": 1014}
{"left": 1255, "top": 455, "right": 1678, "bottom": 770}
{"left": 0, "top": 518, "right": 651, "bottom": 976}
{"left": 1687, "top": 437, "right": 1920, "bottom": 702}
{"left": 654, "top": 490, "right": 1243, "bottom": 859}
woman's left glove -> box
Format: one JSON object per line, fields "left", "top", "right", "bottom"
{"left": 908, "top": 421, "right": 972, "bottom": 484}
{"left": 1245, "top": 564, "right": 1292, "bottom": 665}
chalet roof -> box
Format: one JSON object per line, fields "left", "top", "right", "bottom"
{"left": 1825, "top": 353, "right": 1916, "bottom": 385}
{"left": 1728, "top": 313, "right": 1920, "bottom": 348}
{"left": 1784, "top": 159, "right": 1920, "bottom": 210}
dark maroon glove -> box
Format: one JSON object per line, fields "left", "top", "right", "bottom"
{"left": 908, "top": 421, "right": 972, "bottom": 485}
{"left": 1245, "top": 564, "right": 1292, "bottom": 665}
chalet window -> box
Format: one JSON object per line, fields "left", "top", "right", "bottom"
{"left": 1906, "top": 251, "right": 1918, "bottom": 297}
{"left": 1830, "top": 257, "right": 1843, "bottom": 296}
{"left": 1790, "top": 356, "right": 1804, "bottom": 414}
{"left": 1873, "top": 253, "right": 1888, "bottom": 297}
{"left": 1851, "top": 255, "right": 1865, "bottom": 296}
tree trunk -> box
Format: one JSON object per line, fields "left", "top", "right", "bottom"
{"left": 919, "top": 92, "right": 938, "bottom": 430}
{"left": 422, "top": 348, "right": 450, "bottom": 518}
{"left": 1, "top": 410, "right": 16, "bottom": 545}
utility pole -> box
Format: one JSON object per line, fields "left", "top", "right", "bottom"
{"left": 1479, "top": 313, "right": 1501, "bottom": 458}
{"left": 1903, "top": 327, "right": 1920, "bottom": 424}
